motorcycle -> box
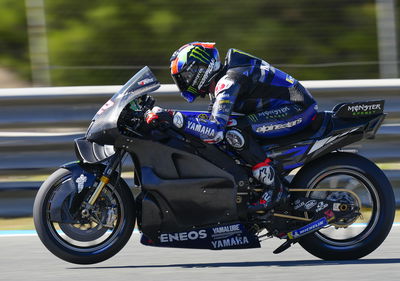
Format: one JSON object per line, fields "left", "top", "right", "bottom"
{"left": 33, "top": 66, "right": 395, "bottom": 264}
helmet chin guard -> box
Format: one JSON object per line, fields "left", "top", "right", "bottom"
{"left": 181, "top": 91, "right": 196, "bottom": 103}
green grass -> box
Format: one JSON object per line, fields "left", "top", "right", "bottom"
{"left": 0, "top": 217, "right": 35, "bottom": 230}
{"left": 0, "top": 171, "right": 135, "bottom": 182}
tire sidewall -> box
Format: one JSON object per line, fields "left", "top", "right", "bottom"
{"left": 290, "top": 152, "right": 395, "bottom": 260}
{"left": 33, "top": 168, "right": 136, "bottom": 264}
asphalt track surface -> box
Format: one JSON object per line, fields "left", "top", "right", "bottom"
{"left": 0, "top": 227, "right": 399, "bottom": 281}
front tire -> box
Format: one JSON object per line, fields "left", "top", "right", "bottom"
{"left": 291, "top": 152, "right": 395, "bottom": 260}
{"left": 33, "top": 168, "right": 136, "bottom": 264}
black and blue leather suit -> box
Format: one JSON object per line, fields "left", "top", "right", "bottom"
{"left": 181, "top": 49, "right": 317, "bottom": 163}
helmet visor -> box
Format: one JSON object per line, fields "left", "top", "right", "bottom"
{"left": 171, "top": 64, "right": 200, "bottom": 92}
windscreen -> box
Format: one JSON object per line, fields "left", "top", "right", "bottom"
{"left": 86, "top": 66, "right": 160, "bottom": 144}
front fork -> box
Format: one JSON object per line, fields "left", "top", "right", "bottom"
{"left": 83, "top": 149, "right": 126, "bottom": 212}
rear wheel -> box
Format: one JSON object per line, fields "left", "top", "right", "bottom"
{"left": 290, "top": 152, "right": 395, "bottom": 260}
{"left": 33, "top": 168, "right": 135, "bottom": 264}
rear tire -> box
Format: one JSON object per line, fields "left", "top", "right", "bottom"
{"left": 33, "top": 168, "right": 135, "bottom": 264}
{"left": 291, "top": 152, "right": 395, "bottom": 260}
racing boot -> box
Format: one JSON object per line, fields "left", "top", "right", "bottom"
{"left": 248, "top": 158, "right": 288, "bottom": 213}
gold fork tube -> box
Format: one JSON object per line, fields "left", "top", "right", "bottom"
{"left": 88, "top": 176, "right": 110, "bottom": 206}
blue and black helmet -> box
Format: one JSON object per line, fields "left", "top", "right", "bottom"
{"left": 170, "top": 42, "right": 221, "bottom": 103}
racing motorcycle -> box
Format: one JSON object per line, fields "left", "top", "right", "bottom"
{"left": 33, "top": 66, "right": 395, "bottom": 264}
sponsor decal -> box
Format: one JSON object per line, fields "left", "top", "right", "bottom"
{"left": 211, "top": 224, "right": 242, "bottom": 239}
{"left": 248, "top": 114, "right": 258, "bottom": 122}
{"left": 97, "top": 100, "right": 114, "bottom": 115}
{"left": 294, "top": 199, "right": 305, "bottom": 210}
{"left": 210, "top": 224, "right": 251, "bottom": 249}
{"left": 333, "top": 203, "right": 341, "bottom": 211}
{"left": 305, "top": 200, "right": 317, "bottom": 210}
{"left": 316, "top": 201, "right": 329, "bottom": 212}
{"left": 160, "top": 230, "right": 207, "bottom": 243}
{"left": 347, "top": 103, "right": 381, "bottom": 113}
{"left": 190, "top": 46, "right": 211, "bottom": 64}
{"left": 187, "top": 121, "right": 215, "bottom": 137}
{"left": 257, "top": 167, "right": 274, "bottom": 185}
{"left": 198, "top": 59, "right": 216, "bottom": 89}
{"left": 288, "top": 217, "right": 328, "bottom": 239}
{"left": 215, "top": 76, "right": 234, "bottom": 95}
{"left": 211, "top": 236, "right": 249, "bottom": 249}
{"left": 257, "top": 106, "right": 290, "bottom": 118}
{"left": 192, "top": 68, "right": 205, "bottom": 87}
{"left": 173, "top": 112, "right": 184, "bottom": 128}
{"left": 255, "top": 118, "right": 302, "bottom": 133}
{"left": 218, "top": 93, "right": 231, "bottom": 99}
{"left": 138, "top": 78, "right": 154, "bottom": 86}
{"left": 197, "top": 113, "right": 209, "bottom": 120}
{"left": 217, "top": 103, "right": 231, "bottom": 114}
{"left": 139, "top": 223, "right": 262, "bottom": 250}
{"left": 185, "top": 61, "right": 196, "bottom": 72}
{"left": 75, "top": 174, "right": 87, "bottom": 193}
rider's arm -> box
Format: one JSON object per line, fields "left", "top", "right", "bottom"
{"left": 180, "top": 75, "right": 241, "bottom": 143}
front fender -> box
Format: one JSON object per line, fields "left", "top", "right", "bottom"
{"left": 60, "top": 161, "right": 101, "bottom": 192}
{"left": 49, "top": 162, "right": 104, "bottom": 223}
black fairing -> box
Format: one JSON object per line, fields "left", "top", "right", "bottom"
{"left": 261, "top": 107, "right": 385, "bottom": 172}
{"left": 74, "top": 137, "right": 115, "bottom": 163}
{"left": 115, "top": 135, "right": 241, "bottom": 240}
{"left": 86, "top": 66, "right": 160, "bottom": 145}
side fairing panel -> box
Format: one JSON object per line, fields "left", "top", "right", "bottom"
{"left": 116, "top": 136, "right": 239, "bottom": 237}
{"left": 141, "top": 167, "right": 236, "bottom": 233}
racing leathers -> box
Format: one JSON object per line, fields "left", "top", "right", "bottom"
{"left": 175, "top": 49, "right": 318, "bottom": 211}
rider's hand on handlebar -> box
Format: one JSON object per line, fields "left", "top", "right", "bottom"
{"left": 144, "top": 106, "right": 173, "bottom": 130}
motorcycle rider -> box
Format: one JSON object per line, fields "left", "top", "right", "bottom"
{"left": 145, "top": 42, "right": 318, "bottom": 213}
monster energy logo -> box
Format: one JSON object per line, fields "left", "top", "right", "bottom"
{"left": 187, "top": 86, "right": 198, "bottom": 94}
{"left": 248, "top": 114, "right": 258, "bottom": 122}
{"left": 190, "top": 47, "right": 211, "bottom": 64}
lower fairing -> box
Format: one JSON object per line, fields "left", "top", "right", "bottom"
{"left": 140, "top": 222, "right": 261, "bottom": 250}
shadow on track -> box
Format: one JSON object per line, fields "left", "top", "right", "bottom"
{"left": 69, "top": 258, "right": 400, "bottom": 269}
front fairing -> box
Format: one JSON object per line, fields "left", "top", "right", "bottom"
{"left": 86, "top": 66, "right": 160, "bottom": 145}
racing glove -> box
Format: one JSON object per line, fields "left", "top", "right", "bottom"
{"left": 144, "top": 106, "right": 173, "bottom": 130}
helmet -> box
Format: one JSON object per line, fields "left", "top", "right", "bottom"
{"left": 170, "top": 42, "right": 221, "bottom": 103}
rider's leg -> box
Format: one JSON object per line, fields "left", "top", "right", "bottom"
{"left": 228, "top": 103, "right": 317, "bottom": 212}
{"left": 226, "top": 119, "right": 287, "bottom": 211}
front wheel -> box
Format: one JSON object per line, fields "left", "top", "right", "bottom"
{"left": 291, "top": 152, "right": 395, "bottom": 260}
{"left": 33, "top": 168, "right": 136, "bottom": 264}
